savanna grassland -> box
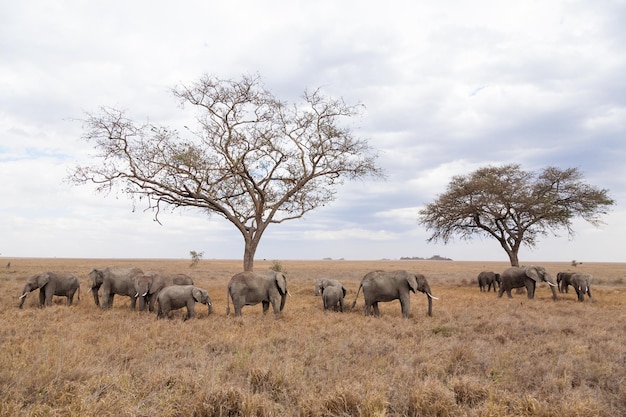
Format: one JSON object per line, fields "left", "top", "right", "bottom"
{"left": 1, "top": 258, "right": 625, "bottom": 417}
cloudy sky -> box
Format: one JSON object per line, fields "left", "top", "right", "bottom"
{"left": 1, "top": 0, "right": 625, "bottom": 264}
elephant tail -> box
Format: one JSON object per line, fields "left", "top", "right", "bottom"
{"left": 77, "top": 286, "right": 81, "bottom": 301}
{"left": 350, "top": 282, "right": 363, "bottom": 311}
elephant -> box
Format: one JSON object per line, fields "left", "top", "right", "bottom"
{"left": 556, "top": 272, "right": 576, "bottom": 293}
{"left": 570, "top": 273, "right": 593, "bottom": 302}
{"left": 351, "top": 270, "right": 438, "bottom": 318}
{"left": 156, "top": 285, "right": 212, "bottom": 319}
{"left": 477, "top": 271, "right": 501, "bottom": 292}
{"left": 314, "top": 278, "right": 346, "bottom": 312}
{"left": 226, "top": 270, "right": 288, "bottom": 317}
{"left": 89, "top": 267, "right": 144, "bottom": 310}
{"left": 19, "top": 272, "right": 80, "bottom": 308}
{"left": 498, "top": 266, "right": 557, "bottom": 300}
{"left": 134, "top": 272, "right": 194, "bottom": 312}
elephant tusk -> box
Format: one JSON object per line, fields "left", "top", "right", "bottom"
{"left": 287, "top": 291, "right": 292, "bottom": 297}
{"left": 427, "top": 292, "right": 439, "bottom": 300}
{"left": 134, "top": 292, "right": 139, "bottom": 297}
{"left": 19, "top": 294, "right": 27, "bottom": 299}
{"left": 547, "top": 282, "right": 557, "bottom": 287}
{"left": 142, "top": 292, "right": 148, "bottom": 297}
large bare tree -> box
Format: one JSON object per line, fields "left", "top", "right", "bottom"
{"left": 69, "top": 74, "right": 383, "bottom": 271}
{"left": 418, "top": 164, "right": 614, "bottom": 266}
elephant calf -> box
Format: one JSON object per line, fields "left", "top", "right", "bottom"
{"left": 315, "top": 278, "right": 346, "bottom": 312}
{"left": 477, "top": 271, "right": 501, "bottom": 292}
{"left": 19, "top": 272, "right": 80, "bottom": 308}
{"left": 556, "top": 272, "right": 576, "bottom": 293}
{"left": 156, "top": 285, "right": 212, "bottom": 320}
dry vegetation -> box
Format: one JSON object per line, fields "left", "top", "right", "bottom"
{"left": 1, "top": 258, "right": 625, "bottom": 416}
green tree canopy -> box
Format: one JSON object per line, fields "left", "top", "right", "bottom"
{"left": 69, "top": 74, "right": 383, "bottom": 271}
{"left": 418, "top": 164, "right": 615, "bottom": 266}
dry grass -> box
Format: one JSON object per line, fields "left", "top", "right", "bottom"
{"left": 1, "top": 258, "right": 625, "bottom": 416}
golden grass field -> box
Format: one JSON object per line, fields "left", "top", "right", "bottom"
{"left": 1, "top": 258, "right": 625, "bottom": 416}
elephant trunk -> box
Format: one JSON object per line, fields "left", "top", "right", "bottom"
{"left": 427, "top": 295, "right": 432, "bottom": 317}
{"left": 549, "top": 284, "right": 558, "bottom": 301}
{"left": 91, "top": 287, "right": 100, "bottom": 307}
{"left": 279, "top": 294, "right": 286, "bottom": 312}
{"left": 207, "top": 301, "right": 212, "bottom": 315}
{"left": 18, "top": 292, "right": 27, "bottom": 308}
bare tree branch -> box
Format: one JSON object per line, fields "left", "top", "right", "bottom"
{"left": 68, "top": 75, "right": 384, "bottom": 271}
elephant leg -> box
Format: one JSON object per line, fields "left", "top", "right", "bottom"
{"left": 129, "top": 296, "right": 137, "bottom": 311}
{"left": 364, "top": 303, "right": 371, "bottom": 316}
{"left": 148, "top": 294, "right": 157, "bottom": 312}
{"left": 262, "top": 301, "right": 270, "bottom": 315}
{"left": 498, "top": 286, "right": 504, "bottom": 298}
{"left": 399, "top": 294, "right": 411, "bottom": 318}
{"left": 526, "top": 281, "right": 535, "bottom": 299}
{"left": 339, "top": 298, "right": 344, "bottom": 312}
{"left": 372, "top": 302, "right": 380, "bottom": 317}
{"left": 587, "top": 288, "right": 592, "bottom": 299}
{"left": 38, "top": 289, "right": 46, "bottom": 307}
{"left": 186, "top": 302, "right": 195, "bottom": 320}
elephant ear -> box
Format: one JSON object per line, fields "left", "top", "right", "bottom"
{"left": 341, "top": 286, "right": 347, "bottom": 297}
{"left": 192, "top": 287, "right": 203, "bottom": 303}
{"left": 406, "top": 274, "right": 418, "bottom": 293}
{"left": 525, "top": 267, "right": 541, "bottom": 282}
{"left": 38, "top": 273, "right": 51, "bottom": 287}
{"left": 275, "top": 273, "right": 288, "bottom": 295}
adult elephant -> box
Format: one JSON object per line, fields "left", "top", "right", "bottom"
{"left": 314, "top": 278, "right": 346, "bottom": 312}
{"left": 18, "top": 272, "right": 80, "bottom": 308}
{"left": 556, "top": 272, "right": 576, "bottom": 293}
{"left": 226, "top": 270, "right": 288, "bottom": 317}
{"left": 351, "top": 270, "right": 437, "bottom": 317}
{"left": 477, "top": 271, "right": 501, "bottom": 292}
{"left": 498, "top": 266, "right": 557, "bottom": 300}
{"left": 134, "top": 272, "right": 194, "bottom": 312}
{"left": 570, "top": 273, "right": 593, "bottom": 302}
{"left": 89, "top": 267, "right": 143, "bottom": 310}
{"left": 156, "top": 285, "right": 212, "bottom": 320}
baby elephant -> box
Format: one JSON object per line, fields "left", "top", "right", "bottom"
{"left": 156, "top": 285, "right": 212, "bottom": 320}
{"left": 477, "top": 271, "right": 501, "bottom": 292}
{"left": 19, "top": 272, "right": 80, "bottom": 308}
{"left": 314, "top": 278, "right": 347, "bottom": 312}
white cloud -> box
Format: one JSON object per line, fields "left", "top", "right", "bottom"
{"left": 1, "top": 0, "right": 624, "bottom": 262}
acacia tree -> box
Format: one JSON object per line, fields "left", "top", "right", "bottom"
{"left": 70, "top": 74, "right": 383, "bottom": 271}
{"left": 418, "top": 164, "right": 614, "bottom": 266}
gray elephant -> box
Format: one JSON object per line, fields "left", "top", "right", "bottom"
{"left": 226, "top": 270, "right": 288, "bottom": 317}
{"left": 351, "top": 270, "right": 437, "bottom": 317}
{"left": 498, "top": 266, "right": 557, "bottom": 300}
{"left": 570, "top": 273, "right": 593, "bottom": 302}
{"left": 315, "top": 278, "right": 346, "bottom": 312}
{"left": 556, "top": 272, "right": 576, "bottom": 293}
{"left": 134, "top": 272, "right": 194, "bottom": 312}
{"left": 89, "top": 267, "right": 144, "bottom": 310}
{"left": 19, "top": 272, "right": 80, "bottom": 308}
{"left": 156, "top": 285, "right": 212, "bottom": 319}
{"left": 477, "top": 271, "right": 501, "bottom": 292}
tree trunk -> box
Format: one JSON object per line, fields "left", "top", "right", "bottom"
{"left": 507, "top": 251, "right": 519, "bottom": 267}
{"left": 242, "top": 239, "right": 258, "bottom": 272}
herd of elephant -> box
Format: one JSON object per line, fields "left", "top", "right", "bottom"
{"left": 17, "top": 265, "right": 592, "bottom": 319}
{"left": 477, "top": 266, "right": 593, "bottom": 302}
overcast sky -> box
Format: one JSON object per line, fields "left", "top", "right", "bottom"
{"left": 1, "top": 0, "right": 625, "bottom": 264}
